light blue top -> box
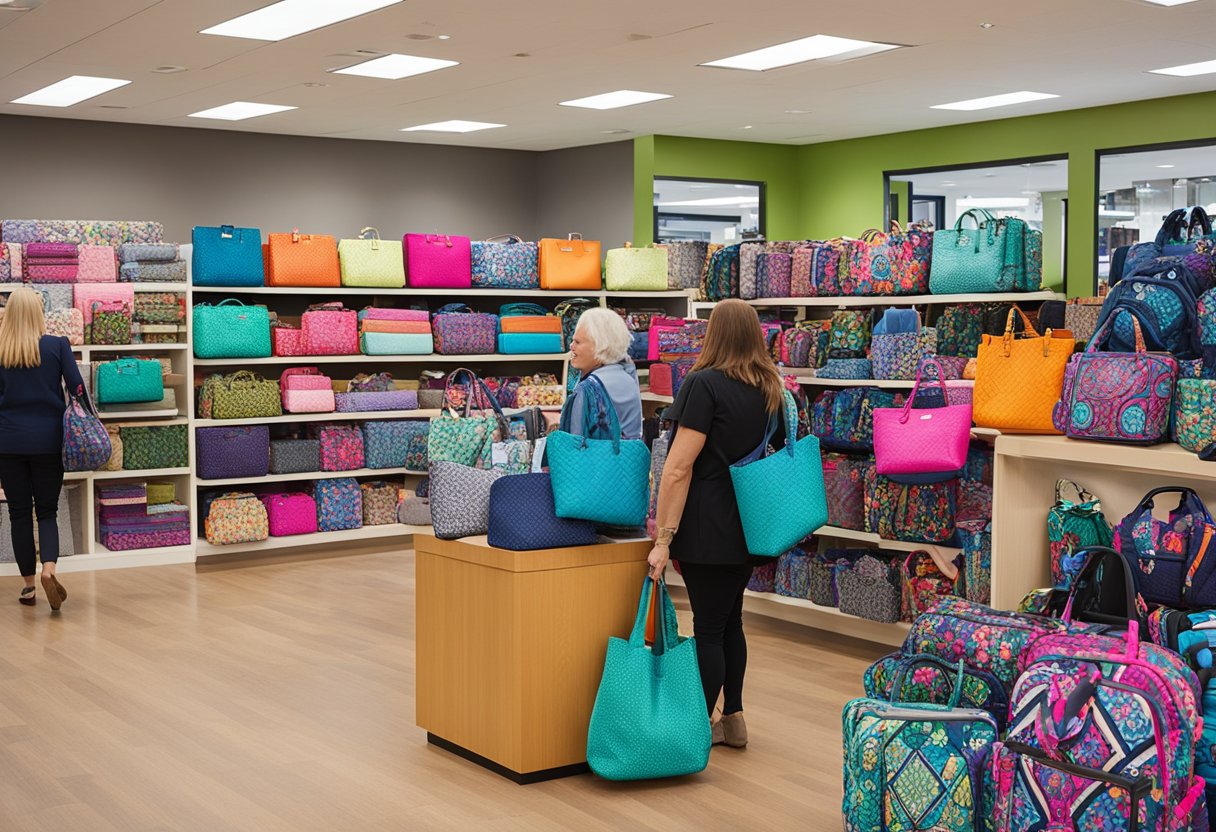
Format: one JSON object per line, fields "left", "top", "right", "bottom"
{"left": 566, "top": 360, "right": 643, "bottom": 441}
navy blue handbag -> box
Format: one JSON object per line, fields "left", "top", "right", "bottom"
{"left": 487, "top": 473, "right": 598, "bottom": 551}
{"left": 192, "top": 225, "right": 265, "bottom": 287}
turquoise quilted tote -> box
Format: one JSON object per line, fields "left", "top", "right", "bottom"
{"left": 193, "top": 299, "right": 272, "bottom": 358}
{"left": 548, "top": 375, "right": 650, "bottom": 526}
{"left": 586, "top": 578, "right": 711, "bottom": 780}
{"left": 95, "top": 358, "right": 164, "bottom": 404}
{"left": 730, "top": 390, "right": 827, "bottom": 556}
{"left": 929, "top": 208, "right": 1011, "bottom": 295}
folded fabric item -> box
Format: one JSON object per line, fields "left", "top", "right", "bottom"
{"left": 334, "top": 390, "right": 419, "bottom": 412}
{"left": 500, "top": 316, "right": 562, "bottom": 334}
{"left": 360, "top": 319, "right": 431, "bottom": 335}
{"left": 25, "top": 264, "right": 78, "bottom": 282}
{"left": 118, "top": 243, "right": 178, "bottom": 263}
{"left": 2, "top": 219, "right": 163, "bottom": 247}
{"left": 146, "top": 503, "right": 189, "bottom": 517}
{"left": 100, "top": 528, "right": 191, "bottom": 551}
{"left": 4, "top": 243, "right": 21, "bottom": 280}
{"left": 24, "top": 257, "right": 79, "bottom": 266}
{"left": 360, "top": 332, "right": 433, "bottom": 355}
{"left": 358, "top": 307, "right": 429, "bottom": 323}
{"left": 119, "top": 260, "right": 187, "bottom": 283}
{"left": 497, "top": 332, "right": 565, "bottom": 354}
{"left": 24, "top": 242, "right": 78, "bottom": 259}
{"left": 31, "top": 283, "right": 73, "bottom": 311}
{"left": 817, "top": 358, "right": 874, "bottom": 379}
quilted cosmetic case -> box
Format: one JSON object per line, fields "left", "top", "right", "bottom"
{"left": 74, "top": 284, "right": 134, "bottom": 325}
{"left": 362, "top": 420, "right": 419, "bottom": 469}
{"left": 317, "top": 425, "right": 365, "bottom": 471}
{"left": 77, "top": 245, "right": 117, "bottom": 282}
{"left": 259, "top": 492, "right": 318, "bottom": 537}
{"left": 196, "top": 425, "right": 270, "bottom": 479}
{"left": 360, "top": 332, "right": 434, "bottom": 355}
{"left": 432, "top": 304, "right": 498, "bottom": 355}
{"left": 265, "top": 230, "right": 340, "bottom": 287}
{"left": 120, "top": 424, "right": 187, "bottom": 470}
{"left": 193, "top": 300, "right": 272, "bottom": 359}
{"left": 191, "top": 225, "right": 264, "bottom": 287}
{"left": 269, "top": 438, "right": 320, "bottom": 474}
{"left": 338, "top": 228, "right": 405, "bottom": 288}
{"left": 95, "top": 358, "right": 164, "bottom": 404}
{"left": 403, "top": 233, "right": 472, "bottom": 288}
{"left": 272, "top": 324, "right": 304, "bottom": 356}
{"left": 471, "top": 235, "right": 539, "bottom": 289}
{"left": 334, "top": 389, "right": 418, "bottom": 412}
{"left": 101, "top": 524, "right": 190, "bottom": 552}
{"left": 497, "top": 333, "right": 564, "bottom": 354}
{"left": 315, "top": 478, "right": 362, "bottom": 532}
{"left": 300, "top": 302, "right": 358, "bottom": 355}
{"left": 205, "top": 493, "right": 269, "bottom": 546}
{"left": 361, "top": 482, "right": 398, "bottom": 526}
{"left": 280, "top": 367, "right": 336, "bottom": 414}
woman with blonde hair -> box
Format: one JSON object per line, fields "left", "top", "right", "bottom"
{"left": 648, "top": 299, "right": 786, "bottom": 749}
{"left": 0, "top": 287, "right": 84, "bottom": 610}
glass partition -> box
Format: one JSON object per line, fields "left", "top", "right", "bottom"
{"left": 653, "top": 177, "right": 764, "bottom": 244}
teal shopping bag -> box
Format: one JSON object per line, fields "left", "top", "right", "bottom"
{"left": 586, "top": 578, "right": 711, "bottom": 780}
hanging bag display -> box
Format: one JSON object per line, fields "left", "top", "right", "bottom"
{"left": 1047, "top": 479, "right": 1113, "bottom": 590}
{"left": 873, "top": 358, "right": 972, "bottom": 479}
{"left": 337, "top": 227, "right": 405, "bottom": 288}
{"left": 62, "top": 388, "right": 112, "bottom": 472}
{"left": 403, "top": 233, "right": 472, "bottom": 289}
{"left": 192, "top": 299, "right": 272, "bottom": 359}
{"left": 191, "top": 225, "right": 264, "bottom": 287}
{"left": 265, "top": 229, "right": 340, "bottom": 287}
{"left": 729, "top": 390, "right": 828, "bottom": 556}
{"left": 539, "top": 234, "right": 602, "bottom": 290}
{"left": 95, "top": 358, "right": 164, "bottom": 405}
{"left": 471, "top": 235, "right": 540, "bottom": 289}
{"left": 604, "top": 243, "right": 668, "bottom": 291}
{"left": 973, "top": 307, "right": 1073, "bottom": 434}
{"left": 586, "top": 578, "right": 711, "bottom": 781}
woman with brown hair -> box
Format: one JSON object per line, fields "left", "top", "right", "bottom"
{"left": 648, "top": 299, "right": 786, "bottom": 749}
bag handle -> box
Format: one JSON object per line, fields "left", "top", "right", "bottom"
{"left": 1054, "top": 479, "right": 1096, "bottom": 505}
{"left": 484, "top": 234, "right": 524, "bottom": 244}
{"left": 215, "top": 299, "right": 247, "bottom": 308}
{"left": 1186, "top": 206, "right": 1213, "bottom": 240}
{"left": 359, "top": 227, "right": 381, "bottom": 250}
{"left": 628, "top": 578, "right": 679, "bottom": 657}
{"left": 436, "top": 303, "right": 473, "bottom": 315}
{"left": 573, "top": 373, "right": 626, "bottom": 454}
{"left": 1086, "top": 311, "right": 1147, "bottom": 355}
{"left": 1155, "top": 208, "right": 1190, "bottom": 247}
{"left": 1060, "top": 545, "right": 1142, "bottom": 625}
{"left": 888, "top": 655, "right": 969, "bottom": 709}
{"left": 737, "top": 389, "right": 799, "bottom": 466}
{"left": 425, "top": 234, "right": 454, "bottom": 248}
{"left": 899, "top": 358, "right": 949, "bottom": 420}
{"left": 558, "top": 234, "right": 589, "bottom": 256}
{"left": 224, "top": 370, "right": 265, "bottom": 389}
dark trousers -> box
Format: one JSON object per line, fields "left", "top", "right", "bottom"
{"left": 0, "top": 453, "right": 64, "bottom": 578}
{"left": 678, "top": 561, "right": 754, "bottom": 716}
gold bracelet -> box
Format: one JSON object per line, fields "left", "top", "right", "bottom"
{"left": 656, "top": 527, "right": 677, "bottom": 547}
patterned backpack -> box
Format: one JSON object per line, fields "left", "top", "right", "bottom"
{"left": 62, "top": 390, "right": 112, "bottom": 472}
{"left": 1095, "top": 265, "right": 1202, "bottom": 359}
{"left": 842, "top": 667, "right": 999, "bottom": 832}
{"left": 703, "top": 244, "right": 740, "bottom": 301}
{"left": 999, "top": 623, "right": 1206, "bottom": 831}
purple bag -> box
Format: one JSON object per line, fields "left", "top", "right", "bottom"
{"left": 432, "top": 304, "right": 498, "bottom": 355}
{"left": 334, "top": 390, "right": 419, "bottom": 412}
{"left": 196, "top": 425, "right": 270, "bottom": 480}
{"left": 24, "top": 242, "right": 78, "bottom": 259}
{"left": 318, "top": 425, "right": 364, "bottom": 471}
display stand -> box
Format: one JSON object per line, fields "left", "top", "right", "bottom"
{"left": 414, "top": 533, "right": 649, "bottom": 783}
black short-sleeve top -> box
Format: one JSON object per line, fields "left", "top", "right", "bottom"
{"left": 664, "top": 369, "right": 785, "bottom": 566}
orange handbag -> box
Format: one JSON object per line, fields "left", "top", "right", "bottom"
{"left": 539, "top": 233, "right": 602, "bottom": 290}
{"left": 266, "top": 229, "right": 341, "bottom": 287}
{"left": 500, "top": 315, "right": 562, "bottom": 334}
{"left": 360, "top": 319, "right": 431, "bottom": 335}
{"left": 973, "top": 307, "right": 1074, "bottom": 434}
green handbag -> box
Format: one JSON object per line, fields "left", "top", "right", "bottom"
{"left": 1174, "top": 379, "right": 1216, "bottom": 454}
{"left": 120, "top": 424, "right": 187, "bottom": 470}
{"left": 95, "top": 358, "right": 164, "bottom": 405}
{"left": 929, "top": 209, "right": 1012, "bottom": 295}
{"left": 204, "top": 371, "right": 283, "bottom": 420}
{"left": 1047, "top": 479, "right": 1112, "bottom": 589}
{"left": 426, "top": 368, "right": 507, "bottom": 468}
{"left": 337, "top": 227, "right": 406, "bottom": 288}
{"left": 586, "top": 578, "right": 711, "bottom": 780}
{"left": 604, "top": 243, "right": 668, "bottom": 291}
{"left": 192, "top": 299, "right": 272, "bottom": 359}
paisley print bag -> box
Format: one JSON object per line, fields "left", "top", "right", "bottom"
{"left": 824, "top": 455, "right": 870, "bottom": 530}
{"left": 809, "top": 548, "right": 868, "bottom": 607}
{"left": 432, "top": 304, "right": 498, "bottom": 355}
{"left": 862, "top": 652, "right": 1008, "bottom": 732}
{"left": 887, "top": 221, "right": 932, "bottom": 295}
{"left": 120, "top": 424, "right": 187, "bottom": 470}
{"left": 773, "top": 545, "right": 813, "bottom": 600}
{"left": 845, "top": 229, "right": 898, "bottom": 296}
{"left": 1047, "top": 479, "right": 1113, "bottom": 589}
{"left": 827, "top": 309, "right": 872, "bottom": 359}
{"left": 864, "top": 468, "right": 957, "bottom": 544}
{"left": 428, "top": 369, "right": 507, "bottom": 469}
{"left": 318, "top": 425, "right": 365, "bottom": 471}
{"left": 315, "top": 478, "right": 362, "bottom": 532}
{"left": 901, "top": 548, "right": 959, "bottom": 621}
{"left": 471, "top": 235, "right": 539, "bottom": 289}
{"left": 663, "top": 241, "right": 709, "bottom": 290}
{"left": 1174, "top": 379, "right": 1216, "bottom": 454}
{"left": 204, "top": 493, "right": 269, "bottom": 545}
{"left": 46, "top": 308, "right": 84, "bottom": 345}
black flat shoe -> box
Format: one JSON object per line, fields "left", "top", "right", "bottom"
{"left": 18, "top": 587, "right": 35, "bottom": 606}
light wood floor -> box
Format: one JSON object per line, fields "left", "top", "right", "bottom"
{"left": 0, "top": 550, "right": 888, "bottom": 832}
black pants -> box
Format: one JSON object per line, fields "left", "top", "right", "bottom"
{"left": 678, "top": 561, "right": 753, "bottom": 716}
{"left": 0, "top": 453, "right": 64, "bottom": 578}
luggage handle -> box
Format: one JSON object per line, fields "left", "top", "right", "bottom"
{"left": 484, "top": 234, "right": 524, "bottom": 244}
{"left": 1060, "top": 545, "right": 1143, "bottom": 626}
{"left": 424, "top": 234, "right": 454, "bottom": 248}
{"left": 220, "top": 225, "right": 235, "bottom": 239}
{"left": 888, "top": 655, "right": 969, "bottom": 710}
{"left": 359, "top": 227, "right": 381, "bottom": 250}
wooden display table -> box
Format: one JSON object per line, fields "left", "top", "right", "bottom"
{"left": 414, "top": 533, "right": 650, "bottom": 783}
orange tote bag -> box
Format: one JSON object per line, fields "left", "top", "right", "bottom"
{"left": 539, "top": 234, "right": 602, "bottom": 290}
{"left": 973, "top": 307, "right": 1074, "bottom": 434}
{"left": 266, "top": 229, "right": 341, "bottom": 287}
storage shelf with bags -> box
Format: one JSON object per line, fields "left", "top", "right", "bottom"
{"left": 65, "top": 466, "right": 192, "bottom": 481}
{"left": 195, "top": 523, "right": 429, "bottom": 558}
{"left": 198, "top": 466, "right": 425, "bottom": 488}
{"left": 190, "top": 285, "right": 697, "bottom": 300}
{"left": 816, "top": 524, "right": 962, "bottom": 557}
{"left": 0, "top": 282, "right": 189, "bottom": 294}
{"left": 746, "top": 290, "right": 1061, "bottom": 308}
{"left": 193, "top": 353, "right": 570, "bottom": 367}
{"left": 194, "top": 409, "right": 439, "bottom": 428}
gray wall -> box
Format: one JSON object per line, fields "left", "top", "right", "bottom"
{"left": 0, "top": 115, "right": 634, "bottom": 247}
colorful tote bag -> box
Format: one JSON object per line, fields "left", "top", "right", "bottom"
{"left": 604, "top": 244, "right": 668, "bottom": 291}
{"left": 300, "top": 302, "right": 358, "bottom": 355}
{"left": 930, "top": 209, "right": 1013, "bottom": 294}
{"left": 1114, "top": 486, "right": 1216, "bottom": 608}
{"left": 865, "top": 467, "right": 957, "bottom": 544}
{"left": 973, "top": 308, "right": 1073, "bottom": 434}
{"left": 337, "top": 228, "right": 405, "bottom": 288}
{"left": 428, "top": 369, "right": 507, "bottom": 469}
{"left": 887, "top": 221, "right": 933, "bottom": 295}
{"left": 404, "top": 233, "right": 472, "bottom": 289}
{"left": 192, "top": 225, "right": 264, "bottom": 287}
{"left": 1047, "top": 479, "right": 1113, "bottom": 589}
{"left": 315, "top": 478, "right": 362, "bottom": 532}
{"left": 827, "top": 309, "right": 872, "bottom": 359}
{"left": 266, "top": 230, "right": 340, "bottom": 287}
{"left": 471, "top": 235, "right": 539, "bottom": 289}
{"left": 62, "top": 390, "right": 112, "bottom": 472}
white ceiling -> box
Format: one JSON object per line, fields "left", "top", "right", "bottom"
{"left": 0, "top": 0, "right": 1214, "bottom": 152}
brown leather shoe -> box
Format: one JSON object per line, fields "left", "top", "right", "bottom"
{"left": 721, "top": 712, "right": 748, "bottom": 748}
{"left": 41, "top": 573, "right": 63, "bottom": 611}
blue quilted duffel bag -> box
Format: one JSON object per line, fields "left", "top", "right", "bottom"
{"left": 497, "top": 332, "right": 564, "bottom": 354}
{"left": 487, "top": 473, "right": 598, "bottom": 551}
{"left": 192, "top": 225, "right": 264, "bottom": 287}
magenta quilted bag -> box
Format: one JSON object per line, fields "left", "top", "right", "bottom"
{"left": 403, "top": 233, "right": 472, "bottom": 288}
{"left": 26, "top": 264, "right": 77, "bottom": 282}
{"left": 24, "top": 242, "right": 77, "bottom": 259}
{"left": 318, "top": 425, "right": 364, "bottom": 471}
{"left": 77, "top": 245, "right": 117, "bottom": 282}
{"left": 300, "top": 302, "right": 358, "bottom": 355}
{"left": 259, "top": 492, "right": 318, "bottom": 536}
{"left": 432, "top": 304, "right": 498, "bottom": 355}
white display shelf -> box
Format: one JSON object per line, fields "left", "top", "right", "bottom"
{"left": 790, "top": 375, "right": 915, "bottom": 390}
{"left": 98, "top": 408, "right": 181, "bottom": 420}
{"left": 817, "top": 525, "right": 962, "bottom": 556}
{"left": 194, "top": 409, "right": 438, "bottom": 428}
{"left": 65, "top": 466, "right": 191, "bottom": 482}
{"left": 74, "top": 343, "right": 189, "bottom": 354}
{"left": 0, "top": 283, "right": 188, "bottom": 294}
{"left": 640, "top": 389, "right": 673, "bottom": 404}
{"left": 190, "top": 285, "right": 694, "bottom": 300}
{"left": 193, "top": 353, "right": 568, "bottom": 366}
{"left": 0, "top": 545, "right": 196, "bottom": 577}
{"left": 196, "top": 466, "right": 425, "bottom": 488}
{"left": 748, "top": 290, "right": 1061, "bottom": 308}
{"left": 195, "top": 523, "right": 428, "bottom": 557}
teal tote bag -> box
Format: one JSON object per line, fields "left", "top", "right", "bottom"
{"left": 929, "top": 208, "right": 1011, "bottom": 295}
{"left": 586, "top": 578, "right": 712, "bottom": 780}
{"left": 548, "top": 375, "right": 650, "bottom": 526}
{"left": 729, "top": 390, "right": 828, "bottom": 556}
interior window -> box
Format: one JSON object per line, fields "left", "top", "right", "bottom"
{"left": 653, "top": 177, "right": 763, "bottom": 244}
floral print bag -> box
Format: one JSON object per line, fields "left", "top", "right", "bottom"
{"left": 1113, "top": 486, "right": 1216, "bottom": 608}
{"left": 862, "top": 651, "right": 1009, "bottom": 733}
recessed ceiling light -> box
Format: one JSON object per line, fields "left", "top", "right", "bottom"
{"left": 189, "top": 101, "right": 297, "bottom": 121}
{"left": 940, "top": 182, "right": 957, "bottom": 187}
{"left": 702, "top": 34, "right": 899, "bottom": 71}
{"left": 1157, "top": 164, "right": 1177, "bottom": 169}
{"left": 783, "top": 108, "right": 812, "bottom": 114}
{"left": 931, "top": 91, "right": 1059, "bottom": 110}
{"left": 333, "top": 53, "right": 458, "bottom": 80}
{"left": 979, "top": 22, "right": 995, "bottom": 28}
{"left": 558, "top": 90, "right": 671, "bottom": 110}
{"left": 11, "top": 75, "right": 131, "bottom": 107}
{"left": 741, "top": 125, "right": 754, "bottom": 129}
{"left": 201, "top": 0, "right": 403, "bottom": 42}
{"left": 1150, "top": 58, "right": 1216, "bottom": 76}
{"left": 436, "top": 34, "right": 451, "bottom": 40}
{"left": 600, "top": 129, "right": 631, "bottom": 135}
{"left": 401, "top": 120, "right": 505, "bottom": 133}
{"left": 1143, "top": 0, "right": 1200, "bottom": 5}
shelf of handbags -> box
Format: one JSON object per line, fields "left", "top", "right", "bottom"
{"left": 190, "top": 286, "right": 697, "bottom": 301}
{"left": 745, "top": 290, "right": 1060, "bottom": 309}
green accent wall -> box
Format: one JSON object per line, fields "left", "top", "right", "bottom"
{"left": 635, "top": 91, "right": 1216, "bottom": 296}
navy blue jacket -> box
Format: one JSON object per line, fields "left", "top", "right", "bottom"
{"left": 0, "top": 335, "right": 86, "bottom": 455}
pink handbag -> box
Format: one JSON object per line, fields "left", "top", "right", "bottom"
{"left": 74, "top": 284, "right": 135, "bottom": 324}
{"left": 873, "top": 358, "right": 973, "bottom": 478}
{"left": 403, "top": 233, "right": 472, "bottom": 288}
{"left": 25, "top": 264, "right": 77, "bottom": 283}
{"left": 300, "top": 302, "right": 358, "bottom": 355}
{"left": 360, "top": 306, "right": 429, "bottom": 322}
{"left": 77, "top": 245, "right": 118, "bottom": 282}
{"left": 647, "top": 316, "right": 688, "bottom": 361}
{"left": 318, "top": 425, "right": 364, "bottom": 471}
{"left": 280, "top": 367, "right": 336, "bottom": 413}
{"left": 259, "top": 492, "right": 318, "bottom": 537}
{"left": 272, "top": 325, "right": 304, "bottom": 356}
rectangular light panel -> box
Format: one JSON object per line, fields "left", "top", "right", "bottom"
{"left": 931, "top": 91, "right": 1059, "bottom": 111}
{"left": 201, "top": 0, "right": 403, "bottom": 42}
{"left": 1150, "top": 58, "right": 1216, "bottom": 76}
{"left": 1142, "top": 0, "right": 1201, "bottom": 6}
{"left": 11, "top": 75, "right": 130, "bottom": 107}
{"left": 401, "top": 120, "right": 505, "bottom": 133}
{"left": 333, "top": 54, "right": 458, "bottom": 80}
{"left": 189, "top": 102, "right": 297, "bottom": 121}
{"left": 702, "top": 35, "right": 899, "bottom": 71}
{"left": 559, "top": 90, "right": 672, "bottom": 110}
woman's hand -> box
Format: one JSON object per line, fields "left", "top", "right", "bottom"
{"left": 647, "top": 544, "right": 670, "bottom": 581}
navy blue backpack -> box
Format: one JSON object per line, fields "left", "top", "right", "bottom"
{"left": 1091, "top": 263, "right": 1202, "bottom": 359}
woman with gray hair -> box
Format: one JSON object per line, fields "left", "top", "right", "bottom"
{"left": 565, "top": 307, "right": 642, "bottom": 440}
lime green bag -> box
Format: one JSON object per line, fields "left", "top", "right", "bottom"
{"left": 604, "top": 243, "right": 668, "bottom": 291}
{"left": 338, "top": 227, "right": 406, "bottom": 288}
{"left": 586, "top": 578, "right": 711, "bottom": 780}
